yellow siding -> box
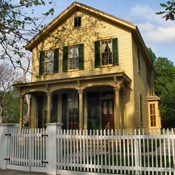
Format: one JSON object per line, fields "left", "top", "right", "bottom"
{"left": 31, "top": 11, "right": 133, "bottom": 82}
{"left": 24, "top": 5, "right": 158, "bottom": 130}
{"left": 132, "top": 40, "right": 150, "bottom": 129}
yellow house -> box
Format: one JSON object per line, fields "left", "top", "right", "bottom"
{"left": 14, "top": 2, "right": 161, "bottom": 130}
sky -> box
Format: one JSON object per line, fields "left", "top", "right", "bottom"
{"left": 47, "top": 0, "right": 175, "bottom": 63}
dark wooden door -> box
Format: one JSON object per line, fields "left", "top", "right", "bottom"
{"left": 101, "top": 99, "right": 114, "bottom": 130}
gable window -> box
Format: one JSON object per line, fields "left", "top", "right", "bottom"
{"left": 74, "top": 16, "right": 81, "bottom": 28}
{"left": 63, "top": 44, "right": 84, "bottom": 72}
{"left": 39, "top": 49, "right": 59, "bottom": 75}
{"left": 95, "top": 38, "right": 119, "bottom": 67}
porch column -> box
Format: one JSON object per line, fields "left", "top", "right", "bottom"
{"left": 19, "top": 94, "right": 24, "bottom": 129}
{"left": 78, "top": 89, "right": 83, "bottom": 130}
{"left": 114, "top": 82, "right": 122, "bottom": 130}
{"left": 84, "top": 92, "right": 88, "bottom": 129}
{"left": 47, "top": 92, "right": 51, "bottom": 123}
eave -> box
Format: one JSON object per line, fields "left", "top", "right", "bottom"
{"left": 13, "top": 72, "right": 131, "bottom": 90}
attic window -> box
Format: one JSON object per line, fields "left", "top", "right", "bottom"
{"left": 74, "top": 16, "right": 81, "bottom": 28}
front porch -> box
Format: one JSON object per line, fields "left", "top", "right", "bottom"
{"left": 14, "top": 72, "right": 131, "bottom": 130}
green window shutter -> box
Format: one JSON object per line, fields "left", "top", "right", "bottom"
{"left": 53, "top": 48, "right": 59, "bottom": 73}
{"left": 94, "top": 41, "right": 100, "bottom": 68}
{"left": 63, "top": 46, "right": 68, "bottom": 72}
{"left": 112, "top": 38, "right": 119, "bottom": 66}
{"left": 39, "top": 51, "right": 44, "bottom": 75}
{"left": 78, "top": 44, "right": 84, "bottom": 70}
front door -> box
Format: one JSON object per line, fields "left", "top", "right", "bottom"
{"left": 101, "top": 99, "right": 114, "bottom": 130}
{"left": 87, "top": 92, "right": 100, "bottom": 130}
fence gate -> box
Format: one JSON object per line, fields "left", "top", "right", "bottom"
{"left": 5, "top": 128, "right": 47, "bottom": 172}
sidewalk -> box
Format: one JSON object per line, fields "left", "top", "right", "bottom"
{"left": 0, "top": 169, "right": 46, "bottom": 175}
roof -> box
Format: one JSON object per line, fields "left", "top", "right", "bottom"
{"left": 25, "top": 1, "right": 153, "bottom": 69}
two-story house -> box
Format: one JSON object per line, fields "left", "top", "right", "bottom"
{"left": 14, "top": 2, "right": 161, "bottom": 131}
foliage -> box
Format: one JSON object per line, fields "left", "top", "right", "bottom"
{"left": 148, "top": 48, "right": 175, "bottom": 127}
{"left": 157, "top": 0, "right": 175, "bottom": 20}
{"left": 2, "top": 90, "right": 20, "bottom": 123}
{"left": 147, "top": 47, "right": 156, "bottom": 63}
{"left": 0, "top": 0, "right": 54, "bottom": 69}
{"left": 0, "top": 63, "right": 21, "bottom": 122}
{"left": 154, "top": 57, "right": 175, "bottom": 127}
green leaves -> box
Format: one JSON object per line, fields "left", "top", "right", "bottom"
{"left": 157, "top": 0, "right": 175, "bottom": 20}
{"left": 0, "top": 0, "right": 55, "bottom": 69}
{"left": 154, "top": 57, "right": 175, "bottom": 125}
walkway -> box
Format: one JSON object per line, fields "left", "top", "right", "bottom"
{"left": 0, "top": 169, "right": 46, "bottom": 175}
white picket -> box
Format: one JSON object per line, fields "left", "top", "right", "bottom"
{"left": 55, "top": 128, "right": 175, "bottom": 175}
{"left": 3, "top": 127, "right": 175, "bottom": 175}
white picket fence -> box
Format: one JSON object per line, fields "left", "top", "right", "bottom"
{"left": 5, "top": 127, "right": 47, "bottom": 172}
{"left": 57, "top": 129, "right": 175, "bottom": 175}
{"left": 0, "top": 123, "right": 175, "bottom": 175}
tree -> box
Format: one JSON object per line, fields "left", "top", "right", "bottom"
{"left": 147, "top": 47, "right": 156, "bottom": 63}
{"left": 148, "top": 48, "right": 175, "bottom": 127}
{"left": 0, "top": 0, "right": 54, "bottom": 69}
{"left": 157, "top": 0, "right": 175, "bottom": 20}
{"left": 154, "top": 57, "right": 175, "bottom": 127}
{"left": 0, "top": 63, "right": 21, "bottom": 122}
{"left": 2, "top": 90, "right": 20, "bottom": 123}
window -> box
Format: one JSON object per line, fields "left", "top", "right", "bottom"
{"left": 70, "top": 45, "right": 79, "bottom": 69}
{"left": 150, "top": 104, "right": 156, "bottom": 127}
{"left": 45, "top": 50, "right": 54, "bottom": 73}
{"left": 101, "top": 40, "right": 112, "bottom": 65}
{"left": 137, "top": 48, "right": 141, "bottom": 72}
{"left": 74, "top": 16, "right": 81, "bottom": 28}
{"left": 95, "top": 38, "right": 118, "bottom": 67}
{"left": 139, "top": 93, "right": 143, "bottom": 125}
{"left": 39, "top": 49, "right": 59, "bottom": 75}
{"left": 62, "top": 44, "right": 84, "bottom": 72}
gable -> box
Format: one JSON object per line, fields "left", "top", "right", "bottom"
{"left": 27, "top": 1, "right": 153, "bottom": 70}
{"left": 26, "top": 2, "right": 136, "bottom": 51}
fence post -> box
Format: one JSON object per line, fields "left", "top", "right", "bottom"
{"left": 0, "top": 123, "right": 17, "bottom": 170}
{"left": 46, "top": 123, "right": 62, "bottom": 175}
{"left": 134, "top": 129, "right": 141, "bottom": 175}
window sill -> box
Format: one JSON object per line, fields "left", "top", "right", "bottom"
{"left": 96, "top": 64, "right": 118, "bottom": 68}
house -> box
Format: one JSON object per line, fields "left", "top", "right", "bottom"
{"left": 14, "top": 2, "right": 161, "bottom": 131}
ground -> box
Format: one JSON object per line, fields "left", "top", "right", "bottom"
{"left": 0, "top": 169, "right": 46, "bottom": 175}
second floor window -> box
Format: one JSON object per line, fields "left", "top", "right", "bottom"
{"left": 70, "top": 45, "right": 79, "bottom": 69}
{"left": 45, "top": 50, "right": 54, "bottom": 73}
{"left": 95, "top": 38, "right": 119, "bottom": 67}
{"left": 101, "top": 40, "right": 112, "bottom": 65}
{"left": 39, "top": 49, "right": 59, "bottom": 75}
{"left": 63, "top": 44, "right": 84, "bottom": 72}
{"left": 137, "top": 48, "right": 141, "bottom": 73}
